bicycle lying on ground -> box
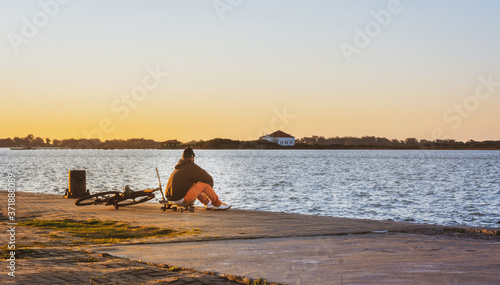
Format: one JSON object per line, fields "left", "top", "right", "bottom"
{"left": 75, "top": 185, "right": 160, "bottom": 209}
{"left": 75, "top": 168, "right": 165, "bottom": 210}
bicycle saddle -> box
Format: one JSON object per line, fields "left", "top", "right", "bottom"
{"left": 123, "top": 185, "right": 134, "bottom": 195}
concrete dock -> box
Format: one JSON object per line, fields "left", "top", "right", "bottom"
{"left": 1, "top": 190, "right": 499, "bottom": 284}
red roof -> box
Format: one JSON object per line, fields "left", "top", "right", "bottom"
{"left": 268, "top": 130, "right": 294, "bottom": 138}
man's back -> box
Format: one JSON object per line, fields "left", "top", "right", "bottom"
{"left": 166, "top": 159, "right": 213, "bottom": 201}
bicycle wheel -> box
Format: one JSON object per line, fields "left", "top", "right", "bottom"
{"left": 113, "top": 192, "right": 155, "bottom": 209}
{"left": 75, "top": 191, "right": 120, "bottom": 206}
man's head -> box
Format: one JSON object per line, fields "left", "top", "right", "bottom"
{"left": 182, "top": 147, "right": 195, "bottom": 160}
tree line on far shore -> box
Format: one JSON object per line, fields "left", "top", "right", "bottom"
{"left": 1, "top": 134, "right": 500, "bottom": 150}
{"left": 296, "top": 136, "right": 500, "bottom": 150}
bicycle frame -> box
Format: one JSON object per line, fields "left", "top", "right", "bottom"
{"left": 75, "top": 168, "right": 165, "bottom": 209}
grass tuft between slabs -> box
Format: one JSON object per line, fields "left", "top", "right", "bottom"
{"left": 18, "top": 219, "right": 200, "bottom": 244}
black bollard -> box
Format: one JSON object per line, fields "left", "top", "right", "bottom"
{"left": 64, "top": 170, "right": 88, "bottom": 198}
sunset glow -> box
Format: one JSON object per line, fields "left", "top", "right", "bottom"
{"left": 1, "top": 0, "right": 499, "bottom": 142}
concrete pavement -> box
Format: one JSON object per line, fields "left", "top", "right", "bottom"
{"left": 97, "top": 234, "right": 500, "bottom": 284}
{"left": 2, "top": 191, "right": 499, "bottom": 284}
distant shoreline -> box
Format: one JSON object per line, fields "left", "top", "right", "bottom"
{"left": 3, "top": 136, "right": 500, "bottom": 150}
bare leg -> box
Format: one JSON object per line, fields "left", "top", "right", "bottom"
{"left": 184, "top": 182, "right": 221, "bottom": 206}
{"left": 196, "top": 193, "right": 210, "bottom": 205}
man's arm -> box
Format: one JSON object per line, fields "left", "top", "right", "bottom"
{"left": 191, "top": 164, "right": 214, "bottom": 187}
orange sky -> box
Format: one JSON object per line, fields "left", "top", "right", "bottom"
{"left": 1, "top": 1, "right": 499, "bottom": 142}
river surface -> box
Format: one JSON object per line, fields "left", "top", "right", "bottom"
{"left": 1, "top": 149, "right": 499, "bottom": 228}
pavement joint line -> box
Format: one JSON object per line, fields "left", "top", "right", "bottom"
{"left": 81, "top": 226, "right": 499, "bottom": 249}
{"left": 86, "top": 231, "right": 380, "bottom": 248}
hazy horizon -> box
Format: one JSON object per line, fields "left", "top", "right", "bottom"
{"left": 1, "top": 132, "right": 498, "bottom": 144}
{"left": 2, "top": 1, "right": 499, "bottom": 142}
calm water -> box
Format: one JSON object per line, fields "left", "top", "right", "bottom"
{"left": 1, "top": 149, "right": 499, "bottom": 228}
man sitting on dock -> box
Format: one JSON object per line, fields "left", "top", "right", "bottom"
{"left": 165, "top": 147, "right": 231, "bottom": 210}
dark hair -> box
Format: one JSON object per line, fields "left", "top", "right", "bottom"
{"left": 182, "top": 147, "right": 195, "bottom": 159}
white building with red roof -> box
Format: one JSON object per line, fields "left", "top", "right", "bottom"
{"left": 261, "top": 130, "right": 295, "bottom": 146}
